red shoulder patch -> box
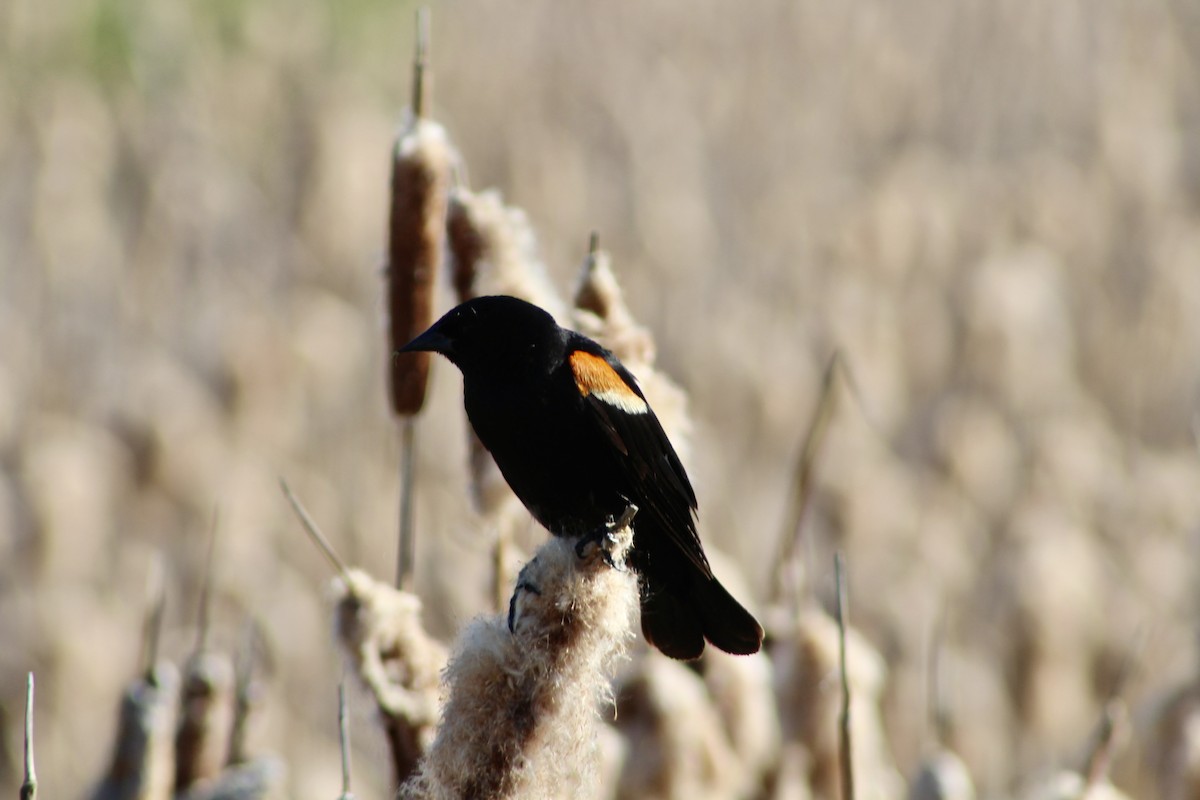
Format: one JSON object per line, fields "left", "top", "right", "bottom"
{"left": 569, "top": 351, "right": 648, "bottom": 414}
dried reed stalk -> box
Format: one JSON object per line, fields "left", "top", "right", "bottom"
{"left": 770, "top": 352, "right": 840, "bottom": 609}
{"left": 337, "top": 682, "right": 355, "bottom": 800}
{"left": 21, "top": 673, "right": 35, "bottom": 800}
{"left": 400, "top": 520, "right": 639, "bottom": 800}
{"left": 835, "top": 553, "right": 855, "bottom": 800}
{"left": 279, "top": 479, "right": 351, "bottom": 581}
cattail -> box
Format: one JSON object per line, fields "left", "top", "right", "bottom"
{"left": 400, "top": 523, "right": 638, "bottom": 800}
{"left": 92, "top": 664, "right": 180, "bottom": 800}
{"left": 93, "top": 560, "right": 176, "bottom": 800}
{"left": 174, "top": 651, "right": 237, "bottom": 791}
{"left": 175, "top": 516, "right": 235, "bottom": 791}
{"left": 572, "top": 234, "right": 655, "bottom": 367}
{"left": 334, "top": 569, "right": 447, "bottom": 787}
{"left": 445, "top": 187, "right": 568, "bottom": 320}
{"left": 569, "top": 235, "right": 692, "bottom": 459}
{"left": 387, "top": 9, "right": 460, "bottom": 592}
{"left": 387, "top": 10, "right": 455, "bottom": 417}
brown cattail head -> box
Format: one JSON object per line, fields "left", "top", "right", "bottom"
{"left": 387, "top": 115, "right": 456, "bottom": 416}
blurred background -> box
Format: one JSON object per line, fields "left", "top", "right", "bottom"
{"left": 2, "top": 0, "right": 1199, "bottom": 797}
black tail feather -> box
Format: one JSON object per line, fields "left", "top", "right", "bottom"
{"left": 637, "top": 558, "right": 763, "bottom": 660}
{"left": 640, "top": 580, "right": 706, "bottom": 660}
{"left": 691, "top": 574, "right": 764, "bottom": 656}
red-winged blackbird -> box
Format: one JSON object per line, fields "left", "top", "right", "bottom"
{"left": 401, "top": 295, "right": 763, "bottom": 659}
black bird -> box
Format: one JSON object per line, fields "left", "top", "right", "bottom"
{"left": 401, "top": 295, "right": 763, "bottom": 659}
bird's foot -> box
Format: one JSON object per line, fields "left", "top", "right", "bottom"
{"left": 507, "top": 577, "right": 542, "bottom": 632}
{"left": 574, "top": 503, "right": 639, "bottom": 570}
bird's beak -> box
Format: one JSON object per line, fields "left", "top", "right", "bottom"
{"left": 399, "top": 327, "right": 454, "bottom": 356}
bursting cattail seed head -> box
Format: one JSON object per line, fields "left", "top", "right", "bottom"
{"left": 445, "top": 187, "right": 568, "bottom": 321}
{"left": 401, "top": 529, "right": 637, "bottom": 800}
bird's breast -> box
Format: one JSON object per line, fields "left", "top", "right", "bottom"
{"left": 463, "top": 376, "right": 624, "bottom": 535}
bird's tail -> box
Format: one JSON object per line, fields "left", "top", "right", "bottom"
{"left": 638, "top": 558, "right": 764, "bottom": 660}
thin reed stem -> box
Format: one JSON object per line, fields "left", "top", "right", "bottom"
{"left": 834, "top": 552, "right": 854, "bottom": 800}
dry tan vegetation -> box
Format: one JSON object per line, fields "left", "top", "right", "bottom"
{"left": 3, "top": 1, "right": 1200, "bottom": 798}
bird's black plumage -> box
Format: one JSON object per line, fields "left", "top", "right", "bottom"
{"left": 401, "top": 295, "right": 763, "bottom": 659}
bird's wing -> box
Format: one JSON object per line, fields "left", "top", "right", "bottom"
{"left": 566, "top": 345, "right": 712, "bottom": 576}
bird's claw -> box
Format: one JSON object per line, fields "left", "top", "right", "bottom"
{"left": 575, "top": 532, "right": 622, "bottom": 570}
{"left": 507, "top": 579, "right": 541, "bottom": 632}
{"left": 574, "top": 503, "right": 639, "bottom": 570}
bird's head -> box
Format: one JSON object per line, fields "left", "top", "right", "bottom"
{"left": 399, "top": 295, "right": 563, "bottom": 374}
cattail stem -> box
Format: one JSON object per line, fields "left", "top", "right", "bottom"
{"left": 834, "top": 552, "right": 854, "bottom": 800}
{"left": 21, "top": 672, "right": 36, "bottom": 800}
{"left": 397, "top": 417, "right": 417, "bottom": 590}
{"left": 928, "top": 613, "right": 953, "bottom": 747}
{"left": 771, "top": 351, "right": 841, "bottom": 608}
{"left": 196, "top": 509, "right": 220, "bottom": 655}
{"left": 141, "top": 556, "right": 166, "bottom": 683}
{"left": 1082, "top": 701, "right": 1120, "bottom": 790}
{"left": 411, "top": 8, "right": 429, "bottom": 119}
{"left": 1082, "top": 631, "right": 1141, "bottom": 789}
{"left": 228, "top": 621, "right": 261, "bottom": 766}
{"left": 338, "top": 681, "right": 355, "bottom": 800}
{"left": 280, "top": 478, "right": 352, "bottom": 581}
